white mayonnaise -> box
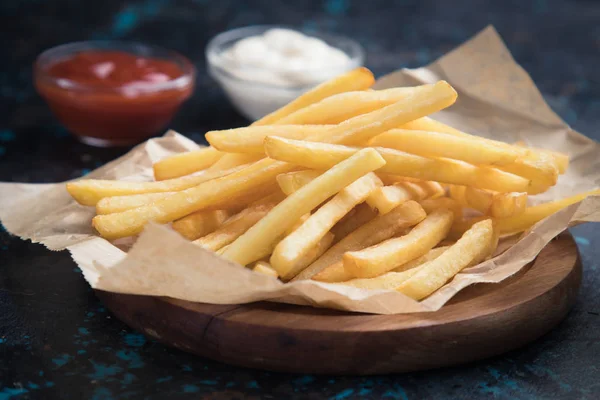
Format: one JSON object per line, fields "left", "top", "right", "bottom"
{"left": 220, "top": 28, "right": 352, "bottom": 87}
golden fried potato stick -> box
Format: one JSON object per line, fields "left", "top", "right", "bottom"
{"left": 297, "top": 201, "right": 426, "bottom": 282}
{"left": 96, "top": 192, "right": 176, "bottom": 215}
{"left": 330, "top": 203, "right": 377, "bottom": 243}
{"left": 193, "top": 194, "right": 281, "bottom": 251}
{"left": 276, "top": 170, "right": 322, "bottom": 196}
{"left": 344, "top": 208, "right": 454, "bottom": 279}
{"left": 340, "top": 268, "right": 421, "bottom": 290}
{"left": 464, "top": 187, "right": 527, "bottom": 218}
{"left": 279, "top": 233, "right": 335, "bottom": 281}
{"left": 419, "top": 197, "right": 463, "bottom": 220}
{"left": 400, "top": 117, "right": 564, "bottom": 191}
{"left": 495, "top": 189, "right": 600, "bottom": 234}
{"left": 206, "top": 125, "right": 334, "bottom": 155}
{"left": 67, "top": 164, "right": 249, "bottom": 206}
{"left": 396, "top": 219, "right": 494, "bottom": 300}
{"left": 271, "top": 173, "right": 382, "bottom": 280}
{"left": 274, "top": 87, "right": 428, "bottom": 125}
{"left": 371, "top": 129, "right": 520, "bottom": 166}
{"left": 172, "top": 209, "right": 230, "bottom": 241}
{"left": 264, "top": 137, "right": 531, "bottom": 193}
{"left": 365, "top": 184, "right": 414, "bottom": 214}
{"left": 253, "top": 67, "right": 375, "bottom": 126}
{"left": 218, "top": 149, "right": 386, "bottom": 267}
{"left": 447, "top": 184, "right": 467, "bottom": 206}
{"left": 392, "top": 246, "right": 450, "bottom": 272}
{"left": 306, "top": 81, "right": 457, "bottom": 146}
{"left": 252, "top": 261, "right": 279, "bottom": 278}
{"left": 153, "top": 146, "right": 224, "bottom": 181}
{"left": 92, "top": 159, "right": 294, "bottom": 240}
{"left": 208, "top": 153, "right": 264, "bottom": 171}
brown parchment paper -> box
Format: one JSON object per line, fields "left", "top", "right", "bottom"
{"left": 1, "top": 26, "right": 599, "bottom": 314}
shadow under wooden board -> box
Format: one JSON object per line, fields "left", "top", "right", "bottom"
{"left": 96, "top": 232, "right": 581, "bottom": 375}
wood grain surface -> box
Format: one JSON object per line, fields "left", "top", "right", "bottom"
{"left": 96, "top": 232, "right": 581, "bottom": 375}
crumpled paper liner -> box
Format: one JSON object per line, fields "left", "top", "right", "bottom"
{"left": 1, "top": 26, "right": 599, "bottom": 314}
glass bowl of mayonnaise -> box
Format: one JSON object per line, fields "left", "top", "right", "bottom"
{"left": 206, "top": 25, "right": 365, "bottom": 121}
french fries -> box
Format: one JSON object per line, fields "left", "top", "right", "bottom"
{"left": 96, "top": 192, "right": 176, "bottom": 215}
{"left": 66, "top": 67, "right": 585, "bottom": 306}
{"left": 274, "top": 87, "right": 422, "bottom": 125}
{"left": 220, "top": 148, "right": 386, "bottom": 267}
{"left": 253, "top": 67, "right": 375, "bottom": 126}
{"left": 68, "top": 164, "right": 248, "bottom": 206}
{"left": 299, "top": 201, "right": 426, "bottom": 282}
{"left": 396, "top": 219, "right": 494, "bottom": 300}
{"left": 193, "top": 195, "right": 280, "bottom": 251}
{"left": 206, "top": 125, "right": 333, "bottom": 155}
{"left": 172, "top": 210, "right": 230, "bottom": 241}
{"left": 264, "top": 137, "right": 531, "bottom": 193}
{"left": 271, "top": 173, "right": 382, "bottom": 280}
{"left": 252, "top": 261, "right": 279, "bottom": 278}
{"left": 92, "top": 159, "right": 294, "bottom": 239}
{"left": 276, "top": 170, "right": 322, "bottom": 196}
{"left": 153, "top": 146, "right": 223, "bottom": 181}
{"left": 495, "top": 189, "right": 600, "bottom": 234}
{"left": 343, "top": 209, "right": 454, "bottom": 278}
{"left": 464, "top": 187, "right": 527, "bottom": 218}
{"left": 370, "top": 129, "right": 520, "bottom": 166}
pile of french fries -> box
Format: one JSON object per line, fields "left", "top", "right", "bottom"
{"left": 66, "top": 67, "right": 599, "bottom": 301}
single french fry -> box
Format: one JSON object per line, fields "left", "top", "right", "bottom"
{"left": 67, "top": 164, "right": 249, "bottom": 206}
{"left": 447, "top": 184, "right": 468, "bottom": 207}
{"left": 92, "top": 159, "right": 294, "bottom": 240}
{"left": 298, "top": 201, "right": 426, "bottom": 282}
{"left": 400, "top": 116, "right": 563, "bottom": 191}
{"left": 252, "top": 261, "right": 279, "bottom": 278}
{"left": 207, "top": 153, "right": 263, "bottom": 171}
{"left": 274, "top": 87, "right": 426, "bottom": 125}
{"left": 253, "top": 67, "right": 375, "bottom": 126}
{"left": 419, "top": 197, "right": 463, "bottom": 220}
{"left": 96, "top": 192, "right": 176, "bottom": 215}
{"left": 220, "top": 149, "right": 386, "bottom": 267}
{"left": 340, "top": 268, "right": 421, "bottom": 290}
{"left": 365, "top": 184, "right": 414, "bottom": 214}
{"left": 271, "top": 173, "right": 382, "bottom": 280}
{"left": 206, "top": 125, "right": 334, "bottom": 155}
{"left": 172, "top": 209, "right": 230, "bottom": 241}
{"left": 464, "top": 187, "right": 527, "bottom": 218}
{"left": 264, "top": 137, "right": 532, "bottom": 193}
{"left": 279, "top": 233, "right": 335, "bottom": 281}
{"left": 330, "top": 203, "right": 377, "bottom": 243}
{"left": 153, "top": 146, "right": 223, "bottom": 180}
{"left": 344, "top": 208, "right": 454, "bottom": 278}
{"left": 495, "top": 189, "right": 600, "bottom": 234}
{"left": 371, "top": 129, "right": 520, "bottom": 166}
{"left": 398, "top": 182, "right": 429, "bottom": 201}
{"left": 306, "top": 81, "right": 457, "bottom": 146}
{"left": 489, "top": 192, "right": 527, "bottom": 218}
{"left": 396, "top": 219, "right": 494, "bottom": 300}
{"left": 276, "top": 170, "right": 322, "bottom": 196}
{"left": 193, "top": 194, "right": 281, "bottom": 251}
{"left": 392, "top": 246, "right": 450, "bottom": 272}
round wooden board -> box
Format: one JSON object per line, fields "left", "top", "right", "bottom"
{"left": 96, "top": 232, "right": 581, "bottom": 375}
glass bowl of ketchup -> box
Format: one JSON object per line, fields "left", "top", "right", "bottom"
{"left": 34, "top": 41, "right": 195, "bottom": 146}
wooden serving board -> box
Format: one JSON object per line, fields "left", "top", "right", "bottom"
{"left": 96, "top": 232, "right": 581, "bottom": 375}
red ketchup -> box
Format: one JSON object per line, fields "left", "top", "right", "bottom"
{"left": 35, "top": 48, "right": 195, "bottom": 146}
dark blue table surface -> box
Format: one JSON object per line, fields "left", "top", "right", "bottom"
{"left": 1, "top": 1, "right": 599, "bottom": 399}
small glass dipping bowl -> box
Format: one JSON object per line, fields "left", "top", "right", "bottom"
{"left": 206, "top": 25, "right": 365, "bottom": 121}
{"left": 34, "top": 41, "right": 195, "bottom": 147}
